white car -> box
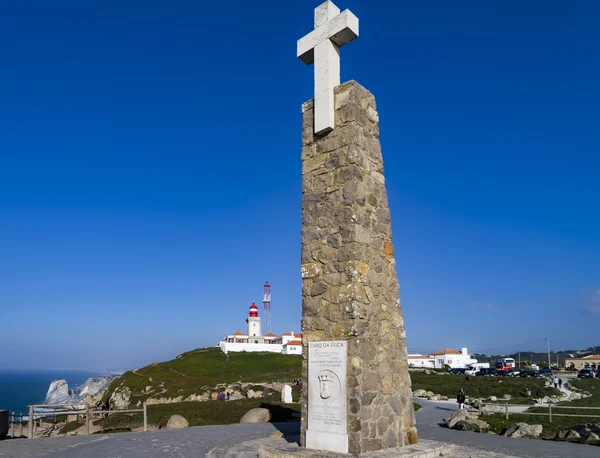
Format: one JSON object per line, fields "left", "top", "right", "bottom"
{"left": 464, "top": 367, "right": 479, "bottom": 376}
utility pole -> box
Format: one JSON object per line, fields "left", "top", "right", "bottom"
{"left": 519, "top": 352, "right": 521, "bottom": 370}
{"left": 547, "top": 338, "right": 551, "bottom": 369}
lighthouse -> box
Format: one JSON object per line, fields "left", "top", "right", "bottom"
{"left": 246, "top": 302, "right": 262, "bottom": 338}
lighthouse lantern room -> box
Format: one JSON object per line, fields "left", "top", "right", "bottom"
{"left": 246, "top": 302, "right": 262, "bottom": 339}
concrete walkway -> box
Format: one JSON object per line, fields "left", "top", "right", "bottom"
{"left": 0, "top": 402, "right": 598, "bottom": 458}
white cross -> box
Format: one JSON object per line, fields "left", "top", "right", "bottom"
{"left": 298, "top": 1, "right": 359, "bottom": 135}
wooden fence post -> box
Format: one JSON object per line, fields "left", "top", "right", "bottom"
{"left": 10, "top": 412, "right": 14, "bottom": 438}
{"left": 143, "top": 402, "right": 148, "bottom": 432}
{"left": 549, "top": 404, "right": 552, "bottom": 423}
{"left": 505, "top": 402, "right": 509, "bottom": 420}
{"left": 86, "top": 405, "right": 91, "bottom": 435}
{"left": 19, "top": 413, "right": 23, "bottom": 438}
{"left": 28, "top": 406, "right": 33, "bottom": 438}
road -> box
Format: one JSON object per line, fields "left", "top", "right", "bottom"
{"left": 0, "top": 399, "right": 598, "bottom": 458}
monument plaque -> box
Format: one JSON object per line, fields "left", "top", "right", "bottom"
{"left": 306, "top": 340, "right": 348, "bottom": 454}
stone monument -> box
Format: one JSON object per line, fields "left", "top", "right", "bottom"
{"left": 298, "top": 1, "right": 417, "bottom": 455}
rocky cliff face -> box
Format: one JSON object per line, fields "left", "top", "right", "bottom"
{"left": 44, "top": 375, "right": 119, "bottom": 405}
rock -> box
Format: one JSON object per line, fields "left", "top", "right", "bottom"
{"left": 110, "top": 386, "right": 132, "bottom": 409}
{"left": 281, "top": 385, "right": 293, "bottom": 404}
{"left": 480, "top": 404, "right": 503, "bottom": 415}
{"left": 269, "top": 430, "right": 284, "bottom": 438}
{"left": 502, "top": 394, "right": 511, "bottom": 400}
{"left": 569, "top": 392, "right": 582, "bottom": 401}
{"left": 489, "top": 396, "right": 498, "bottom": 402}
{"left": 0, "top": 410, "right": 7, "bottom": 440}
{"left": 454, "top": 419, "right": 489, "bottom": 433}
{"left": 166, "top": 415, "right": 189, "bottom": 429}
{"left": 423, "top": 391, "right": 434, "bottom": 398}
{"left": 440, "top": 396, "right": 449, "bottom": 401}
{"left": 584, "top": 432, "right": 600, "bottom": 444}
{"left": 240, "top": 408, "right": 271, "bottom": 424}
{"left": 412, "top": 389, "right": 426, "bottom": 397}
{"left": 544, "top": 381, "right": 551, "bottom": 387}
{"left": 504, "top": 423, "right": 543, "bottom": 438}
{"left": 444, "top": 410, "right": 477, "bottom": 430}
{"left": 428, "top": 394, "right": 440, "bottom": 401}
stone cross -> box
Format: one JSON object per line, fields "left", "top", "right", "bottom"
{"left": 297, "top": 1, "right": 359, "bottom": 135}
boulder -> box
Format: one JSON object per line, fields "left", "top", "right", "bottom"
{"left": 412, "top": 389, "right": 426, "bottom": 397}
{"left": 428, "top": 394, "right": 440, "bottom": 401}
{"left": 489, "top": 396, "right": 498, "bottom": 402}
{"left": 240, "top": 408, "right": 271, "bottom": 424}
{"left": 166, "top": 415, "right": 189, "bottom": 429}
{"left": 423, "top": 391, "right": 434, "bottom": 398}
{"left": 281, "top": 385, "right": 293, "bottom": 404}
{"left": 444, "top": 410, "right": 477, "bottom": 430}
{"left": 569, "top": 392, "right": 582, "bottom": 401}
{"left": 480, "top": 404, "right": 503, "bottom": 415}
{"left": 110, "top": 386, "right": 132, "bottom": 409}
{"left": 454, "top": 419, "right": 489, "bottom": 433}
{"left": 440, "top": 396, "right": 449, "bottom": 401}
{"left": 502, "top": 394, "right": 511, "bottom": 401}
{"left": 504, "top": 423, "right": 543, "bottom": 438}
{"left": 0, "top": 410, "right": 7, "bottom": 440}
{"left": 584, "top": 432, "right": 600, "bottom": 444}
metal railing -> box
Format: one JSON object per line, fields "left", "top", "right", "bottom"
{"left": 479, "top": 402, "right": 600, "bottom": 423}
{"left": 21, "top": 403, "right": 147, "bottom": 439}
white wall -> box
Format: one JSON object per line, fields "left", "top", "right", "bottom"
{"left": 408, "top": 357, "right": 434, "bottom": 368}
{"left": 283, "top": 345, "right": 302, "bottom": 355}
{"left": 220, "top": 342, "right": 282, "bottom": 354}
{"left": 433, "top": 354, "right": 478, "bottom": 369}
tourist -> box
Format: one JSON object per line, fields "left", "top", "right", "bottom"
{"left": 558, "top": 378, "right": 563, "bottom": 389}
{"left": 553, "top": 376, "right": 559, "bottom": 389}
{"left": 226, "top": 392, "right": 230, "bottom": 401}
{"left": 456, "top": 388, "right": 466, "bottom": 410}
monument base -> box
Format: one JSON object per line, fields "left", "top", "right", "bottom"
{"left": 306, "top": 430, "right": 349, "bottom": 454}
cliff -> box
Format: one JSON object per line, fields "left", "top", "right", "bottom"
{"left": 44, "top": 375, "right": 120, "bottom": 405}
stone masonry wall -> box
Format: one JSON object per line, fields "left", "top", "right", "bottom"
{"left": 300, "top": 81, "right": 417, "bottom": 455}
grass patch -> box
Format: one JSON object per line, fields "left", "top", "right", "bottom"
{"left": 563, "top": 379, "right": 600, "bottom": 407}
{"left": 93, "top": 397, "right": 300, "bottom": 431}
{"left": 59, "top": 420, "right": 82, "bottom": 435}
{"left": 413, "top": 403, "right": 421, "bottom": 412}
{"left": 410, "top": 372, "right": 560, "bottom": 402}
{"left": 104, "top": 347, "right": 301, "bottom": 405}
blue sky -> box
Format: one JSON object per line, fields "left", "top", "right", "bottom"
{"left": 1, "top": 1, "right": 598, "bottom": 371}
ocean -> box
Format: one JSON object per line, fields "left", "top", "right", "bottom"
{"left": 0, "top": 370, "right": 94, "bottom": 415}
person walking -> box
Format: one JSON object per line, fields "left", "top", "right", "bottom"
{"left": 457, "top": 388, "right": 466, "bottom": 410}
{"left": 553, "top": 376, "right": 559, "bottom": 389}
{"left": 558, "top": 378, "right": 563, "bottom": 389}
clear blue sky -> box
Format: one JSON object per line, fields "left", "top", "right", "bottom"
{"left": 1, "top": 1, "right": 598, "bottom": 371}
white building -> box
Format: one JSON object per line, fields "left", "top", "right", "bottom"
{"left": 429, "top": 348, "right": 477, "bottom": 369}
{"left": 408, "top": 348, "right": 478, "bottom": 369}
{"left": 219, "top": 303, "right": 302, "bottom": 356}
{"left": 408, "top": 354, "right": 435, "bottom": 368}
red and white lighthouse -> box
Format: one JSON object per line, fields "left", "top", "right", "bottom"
{"left": 246, "top": 302, "right": 261, "bottom": 337}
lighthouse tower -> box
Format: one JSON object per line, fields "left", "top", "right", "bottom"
{"left": 246, "top": 302, "right": 262, "bottom": 338}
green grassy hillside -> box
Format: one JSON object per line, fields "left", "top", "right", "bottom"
{"left": 104, "top": 347, "right": 302, "bottom": 405}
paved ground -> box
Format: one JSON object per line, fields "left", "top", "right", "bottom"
{"left": 0, "top": 399, "right": 598, "bottom": 457}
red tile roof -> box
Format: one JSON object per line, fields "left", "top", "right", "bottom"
{"left": 284, "top": 340, "right": 302, "bottom": 347}
{"left": 584, "top": 355, "right": 600, "bottom": 360}
{"left": 232, "top": 332, "right": 246, "bottom": 336}
{"left": 409, "top": 355, "right": 432, "bottom": 359}
{"left": 264, "top": 333, "right": 277, "bottom": 337}
{"left": 429, "top": 349, "right": 461, "bottom": 355}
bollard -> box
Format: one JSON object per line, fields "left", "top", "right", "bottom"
{"left": 505, "top": 402, "right": 509, "bottom": 420}
{"left": 143, "top": 402, "right": 148, "bottom": 432}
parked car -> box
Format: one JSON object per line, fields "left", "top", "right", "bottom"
{"left": 448, "top": 368, "right": 467, "bottom": 375}
{"left": 476, "top": 368, "right": 499, "bottom": 376}
{"left": 498, "top": 369, "right": 520, "bottom": 377}
{"left": 536, "top": 369, "right": 553, "bottom": 378}
{"left": 520, "top": 370, "right": 537, "bottom": 378}
{"left": 578, "top": 369, "right": 595, "bottom": 379}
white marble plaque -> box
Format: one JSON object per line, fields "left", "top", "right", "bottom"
{"left": 306, "top": 340, "right": 348, "bottom": 454}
